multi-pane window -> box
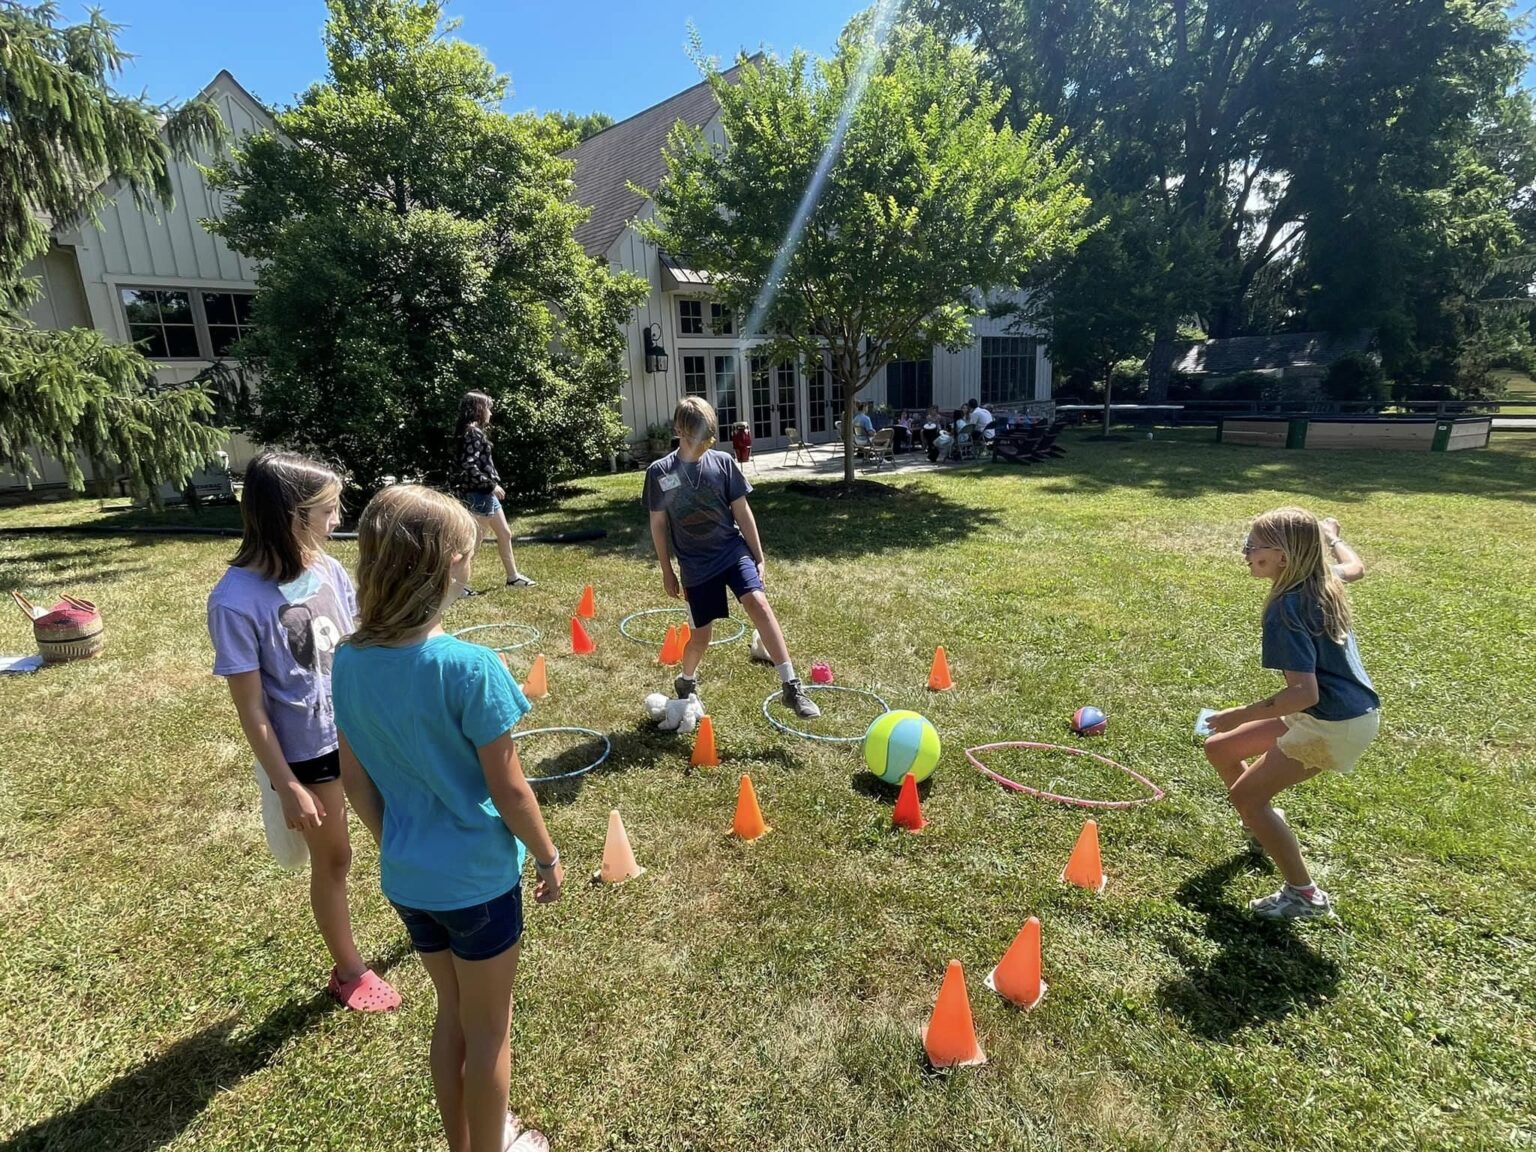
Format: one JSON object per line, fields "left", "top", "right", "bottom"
{"left": 203, "top": 291, "right": 254, "bottom": 356}
{"left": 121, "top": 288, "right": 199, "bottom": 358}
{"left": 678, "top": 298, "right": 703, "bottom": 335}
{"left": 682, "top": 354, "right": 708, "bottom": 399}
{"left": 710, "top": 302, "right": 733, "bottom": 336}
{"left": 886, "top": 357, "right": 933, "bottom": 411}
{"left": 981, "top": 337, "right": 1038, "bottom": 404}
{"left": 713, "top": 354, "right": 739, "bottom": 431}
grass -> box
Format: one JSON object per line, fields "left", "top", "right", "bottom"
{"left": 2, "top": 428, "right": 1534, "bottom": 1152}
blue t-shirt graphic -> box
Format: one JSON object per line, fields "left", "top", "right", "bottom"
{"left": 333, "top": 635, "right": 530, "bottom": 910}
{"left": 1261, "top": 590, "right": 1380, "bottom": 721}
{"left": 643, "top": 448, "right": 752, "bottom": 586}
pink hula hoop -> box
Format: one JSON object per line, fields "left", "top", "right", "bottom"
{"left": 964, "top": 741, "right": 1165, "bottom": 809}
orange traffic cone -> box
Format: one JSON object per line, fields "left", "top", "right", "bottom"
{"left": 570, "top": 616, "right": 596, "bottom": 655}
{"left": 892, "top": 772, "right": 926, "bottom": 832}
{"left": 922, "top": 960, "right": 987, "bottom": 1068}
{"left": 927, "top": 646, "right": 954, "bottom": 691}
{"left": 658, "top": 624, "right": 681, "bottom": 665}
{"left": 679, "top": 622, "right": 693, "bottom": 652}
{"left": 1061, "top": 818, "right": 1106, "bottom": 893}
{"left": 690, "top": 715, "right": 719, "bottom": 769}
{"left": 576, "top": 584, "right": 596, "bottom": 619}
{"left": 522, "top": 653, "right": 548, "bottom": 699}
{"left": 986, "top": 916, "right": 1046, "bottom": 1010}
{"left": 593, "top": 809, "right": 645, "bottom": 884}
{"left": 731, "top": 773, "right": 769, "bottom": 840}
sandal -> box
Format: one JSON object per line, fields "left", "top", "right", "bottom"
{"left": 506, "top": 574, "right": 536, "bottom": 587}
{"left": 327, "top": 967, "right": 401, "bottom": 1013}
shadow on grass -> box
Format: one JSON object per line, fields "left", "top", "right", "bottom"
{"left": 0, "top": 942, "right": 411, "bottom": 1152}
{"left": 1157, "top": 855, "right": 1340, "bottom": 1041}
{"left": 0, "top": 541, "right": 155, "bottom": 593}
{"left": 1035, "top": 430, "right": 1536, "bottom": 504}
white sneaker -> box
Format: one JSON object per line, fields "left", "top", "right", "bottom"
{"left": 1249, "top": 884, "right": 1333, "bottom": 920}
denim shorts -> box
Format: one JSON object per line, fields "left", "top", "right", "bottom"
{"left": 683, "top": 551, "right": 764, "bottom": 627}
{"left": 391, "top": 884, "right": 524, "bottom": 961}
{"left": 461, "top": 490, "right": 500, "bottom": 517}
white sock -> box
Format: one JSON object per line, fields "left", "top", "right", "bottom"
{"left": 775, "top": 661, "right": 796, "bottom": 684}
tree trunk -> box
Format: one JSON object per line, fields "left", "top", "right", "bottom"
{"left": 1102, "top": 356, "right": 1115, "bottom": 436}
{"left": 1145, "top": 323, "right": 1177, "bottom": 403}
{"left": 842, "top": 382, "right": 858, "bottom": 486}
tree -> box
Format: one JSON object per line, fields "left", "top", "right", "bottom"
{"left": 205, "top": 0, "right": 646, "bottom": 499}
{"left": 644, "top": 20, "right": 1090, "bottom": 483}
{"left": 1, "top": 0, "right": 228, "bottom": 498}
{"left": 543, "top": 110, "right": 614, "bottom": 143}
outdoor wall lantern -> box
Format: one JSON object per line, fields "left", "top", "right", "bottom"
{"left": 643, "top": 324, "right": 669, "bottom": 374}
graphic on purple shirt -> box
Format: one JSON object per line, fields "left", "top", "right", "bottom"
{"left": 207, "top": 555, "right": 356, "bottom": 763}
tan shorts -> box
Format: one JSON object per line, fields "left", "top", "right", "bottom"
{"left": 1277, "top": 710, "right": 1381, "bottom": 775}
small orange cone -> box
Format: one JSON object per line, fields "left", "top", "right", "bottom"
{"left": 522, "top": 653, "right": 548, "bottom": 699}
{"left": 576, "top": 584, "right": 596, "bottom": 619}
{"left": 922, "top": 960, "right": 987, "bottom": 1068}
{"left": 892, "top": 772, "right": 926, "bottom": 832}
{"left": 986, "top": 916, "right": 1047, "bottom": 1010}
{"left": 593, "top": 809, "right": 645, "bottom": 884}
{"left": 658, "top": 624, "right": 681, "bottom": 665}
{"left": 731, "top": 773, "right": 769, "bottom": 840}
{"left": 570, "top": 616, "right": 596, "bottom": 655}
{"left": 1061, "top": 818, "right": 1106, "bottom": 893}
{"left": 690, "top": 714, "right": 719, "bottom": 769}
{"left": 927, "top": 646, "right": 953, "bottom": 691}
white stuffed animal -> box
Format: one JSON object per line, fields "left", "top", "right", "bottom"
{"left": 749, "top": 628, "right": 773, "bottom": 664}
{"left": 643, "top": 692, "right": 705, "bottom": 734}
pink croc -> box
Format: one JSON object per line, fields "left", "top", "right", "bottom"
{"left": 328, "top": 967, "right": 401, "bottom": 1013}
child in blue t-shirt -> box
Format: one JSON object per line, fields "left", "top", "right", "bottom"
{"left": 1203, "top": 506, "right": 1381, "bottom": 921}
{"left": 207, "top": 451, "right": 400, "bottom": 1014}
{"left": 334, "top": 484, "right": 563, "bottom": 1152}
{"left": 644, "top": 396, "right": 820, "bottom": 718}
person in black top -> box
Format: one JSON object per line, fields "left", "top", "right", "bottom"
{"left": 454, "top": 391, "right": 534, "bottom": 590}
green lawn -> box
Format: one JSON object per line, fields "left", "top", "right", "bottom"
{"left": 2, "top": 429, "right": 1533, "bottom": 1151}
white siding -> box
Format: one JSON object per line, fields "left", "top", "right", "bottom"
{"left": 21, "top": 247, "right": 91, "bottom": 330}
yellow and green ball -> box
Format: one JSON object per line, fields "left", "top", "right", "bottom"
{"left": 863, "top": 710, "right": 941, "bottom": 786}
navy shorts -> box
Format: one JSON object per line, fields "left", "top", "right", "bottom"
{"left": 461, "top": 490, "right": 501, "bottom": 517}
{"left": 684, "top": 551, "right": 763, "bottom": 627}
{"left": 288, "top": 749, "right": 340, "bottom": 787}
{"left": 391, "top": 884, "right": 524, "bottom": 962}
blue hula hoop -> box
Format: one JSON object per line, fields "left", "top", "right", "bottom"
{"left": 452, "top": 622, "right": 543, "bottom": 652}
{"left": 761, "top": 684, "right": 891, "bottom": 744}
{"left": 508, "top": 726, "right": 612, "bottom": 783}
{"left": 618, "top": 607, "right": 745, "bottom": 647}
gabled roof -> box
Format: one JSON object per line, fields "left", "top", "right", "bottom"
{"left": 565, "top": 59, "right": 756, "bottom": 258}
{"left": 1173, "top": 330, "right": 1376, "bottom": 376}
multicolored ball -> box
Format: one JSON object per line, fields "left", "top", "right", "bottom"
{"left": 863, "top": 710, "right": 942, "bottom": 786}
{"left": 1071, "top": 706, "right": 1108, "bottom": 736}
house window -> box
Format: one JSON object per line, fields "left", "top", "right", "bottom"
{"left": 203, "top": 291, "right": 255, "bottom": 356}
{"left": 678, "top": 299, "right": 703, "bottom": 335}
{"left": 682, "top": 354, "right": 708, "bottom": 399}
{"left": 712, "top": 354, "right": 739, "bottom": 431}
{"left": 710, "top": 302, "right": 733, "bottom": 336}
{"left": 886, "top": 356, "right": 933, "bottom": 412}
{"left": 981, "top": 337, "right": 1037, "bottom": 404}
{"left": 807, "top": 361, "right": 829, "bottom": 434}
{"left": 121, "top": 288, "right": 200, "bottom": 359}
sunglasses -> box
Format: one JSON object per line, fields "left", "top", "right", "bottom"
{"left": 1241, "top": 538, "right": 1274, "bottom": 556}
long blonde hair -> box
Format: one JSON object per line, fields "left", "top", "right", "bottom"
{"left": 349, "top": 485, "right": 478, "bottom": 647}
{"left": 1250, "top": 506, "right": 1354, "bottom": 641}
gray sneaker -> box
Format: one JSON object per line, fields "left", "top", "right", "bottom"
{"left": 781, "top": 679, "right": 821, "bottom": 719}
{"left": 674, "top": 674, "right": 698, "bottom": 700}
{"left": 1249, "top": 884, "right": 1333, "bottom": 920}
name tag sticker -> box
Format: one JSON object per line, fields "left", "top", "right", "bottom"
{"left": 659, "top": 473, "right": 681, "bottom": 492}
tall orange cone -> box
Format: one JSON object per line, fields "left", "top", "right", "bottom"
{"left": 892, "top": 772, "right": 926, "bottom": 832}
{"left": 927, "top": 646, "right": 954, "bottom": 691}
{"left": 657, "top": 624, "right": 681, "bottom": 665}
{"left": 1061, "top": 818, "right": 1106, "bottom": 893}
{"left": 570, "top": 616, "right": 596, "bottom": 655}
{"left": 731, "top": 773, "right": 769, "bottom": 840}
{"left": 593, "top": 809, "right": 645, "bottom": 884}
{"left": 922, "top": 960, "right": 987, "bottom": 1068}
{"left": 576, "top": 584, "right": 596, "bottom": 619}
{"left": 986, "top": 916, "right": 1047, "bottom": 1010}
{"left": 521, "top": 653, "right": 548, "bottom": 699}
{"left": 690, "top": 715, "right": 719, "bottom": 769}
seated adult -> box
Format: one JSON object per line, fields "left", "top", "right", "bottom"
{"left": 853, "top": 402, "right": 875, "bottom": 442}
{"left": 892, "top": 411, "right": 913, "bottom": 453}
{"left": 921, "top": 405, "right": 943, "bottom": 462}
{"left": 964, "top": 398, "right": 996, "bottom": 440}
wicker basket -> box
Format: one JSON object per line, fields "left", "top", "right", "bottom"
{"left": 9, "top": 592, "right": 106, "bottom": 664}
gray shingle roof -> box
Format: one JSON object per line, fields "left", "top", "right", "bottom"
{"left": 1173, "top": 331, "right": 1376, "bottom": 376}
{"left": 565, "top": 61, "right": 755, "bottom": 258}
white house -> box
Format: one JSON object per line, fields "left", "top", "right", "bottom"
{"left": 3, "top": 70, "right": 270, "bottom": 496}
{"left": 565, "top": 66, "right": 1055, "bottom": 451}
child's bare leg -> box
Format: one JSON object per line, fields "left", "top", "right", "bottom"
{"left": 738, "top": 591, "right": 791, "bottom": 666}
{"left": 1229, "top": 749, "right": 1323, "bottom": 888}
{"left": 454, "top": 943, "right": 521, "bottom": 1152}
{"left": 1204, "top": 718, "right": 1288, "bottom": 789}
{"left": 417, "top": 948, "right": 469, "bottom": 1152}
{"left": 300, "top": 779, "right": 367, "bottom": 981}
{"left": 680, "top": 620, "right": 713, "bottom": 680}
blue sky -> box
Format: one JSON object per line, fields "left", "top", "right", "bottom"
{"left": 92, "top": 0, "right": 869, "bottom": 119}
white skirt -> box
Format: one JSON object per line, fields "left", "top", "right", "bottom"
{"left": 1277, "top": 710, "right": 1380, "bottom": 775}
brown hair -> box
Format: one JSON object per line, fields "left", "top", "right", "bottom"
{"left": 349, "top": 485, "right": 478, "bottom": 647}
{"left": 674, "top": 395, "right": 718, "bottom": 444}
{"left": 455, "top": 391, "right": 493, "bottom": 441}
{"left": 1250, "top": 506, "right": 1354, "bottom": 641}
{"left": 231, "top": 451, "right": 343, "bottom": 583}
